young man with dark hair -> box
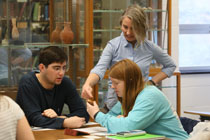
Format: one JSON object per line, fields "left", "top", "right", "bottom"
{"left": 16, "top": 46, "right": 89, "bottom": 129}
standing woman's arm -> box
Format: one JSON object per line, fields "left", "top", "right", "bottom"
{"left": 151, "top": 71, "right": 168, "bottom": 85}
{"left": 149, "top": 42, "right": 176, "bottom": 85}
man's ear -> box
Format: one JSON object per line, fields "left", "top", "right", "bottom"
{"left": 39, "top": 63, "right": 45, "bottom": 72}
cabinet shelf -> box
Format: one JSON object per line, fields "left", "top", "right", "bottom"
{"left": 93, "top": 48, "right": 103, "bottom": 52}
{"left": 0, "top": 19, "right": 49, "bottom": 22}
{"left": 144, "top": 9, "right": 167, "bottom": 13}
{"left": 93, "top": 28, "right": 167, "bottom": 32}
{"left": 0, "top": 43, "right": 89, "bottom": 49}
{"left": 31, "top": 21, "right": 49, "bottom": 24}
{"left": 93, "top": 9, "right": 124, "bottom": 13}
{"left": 93, "top": 9, "right": 167, "bottom": 13}
{"left": 0, "top": 18, "right": 8, "bottom": 20}
{"left": 93, "top": 29, "right": 121, "bottom": 32}
{"left": 148, "top": 28, "right": 167, "bottom": 32}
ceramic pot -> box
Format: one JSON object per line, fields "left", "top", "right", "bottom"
{"left": 11, "top": 18, "right": 19, "bottom": 39}
{"left": 51, "top": 22, "right": 62, "bottom": 43}
{"left": 60, "top": 22, "right": 74, "bottom": 44}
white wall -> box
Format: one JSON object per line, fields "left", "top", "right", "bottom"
{"left": 168, "top": 0, "right": 210, "bottom": 121}
{"left": 181, "top": 74, "right": 210, "bottom": 120}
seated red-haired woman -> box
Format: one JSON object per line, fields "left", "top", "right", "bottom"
{"left": 87, "top": 59, "right": 188, "bottom": 140}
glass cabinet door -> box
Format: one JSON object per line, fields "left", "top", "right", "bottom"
{"left": 0, "top": 0, "right": 50, "bottom": 44}
{"left": 93, "top": 0, "right": 169, "bottom": 66}
{"left": 0, "top": 0, "right": 92, "bottom": 89}
{"left": 93, "top": 0, "right": 126, "bottom": 65}
{"left": 93, "top": 0, "right": 170, "bottom": 107}
{"left": 132, "top": 0, "right": 169, "bottom": 51}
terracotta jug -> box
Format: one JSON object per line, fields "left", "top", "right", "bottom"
{"left": 51, "top": 22, "right": 62, "bottom": 43}
{"left": 60, "top": 22, "right": 74, "bottom": 44}
{"left": 11, "top": 18, "right": 19, "bottom": 39}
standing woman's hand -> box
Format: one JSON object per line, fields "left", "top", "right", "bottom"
{"left": 86, "top": 101, "right": 100, "bottom": 119}
{"left": 81, "top": 84, "right": 93, "bottom": 99}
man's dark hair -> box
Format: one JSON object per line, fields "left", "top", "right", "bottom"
{"left": 39, "top": 46, "right": 67, "bottom": 67}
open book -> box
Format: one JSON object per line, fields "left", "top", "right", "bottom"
{"left": 64, "top": 126, "right": 108, "bottom": 136}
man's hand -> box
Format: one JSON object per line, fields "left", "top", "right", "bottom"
{"left": 63, "top": 116, "right": 86, "bottom": 128}
{"left": 81, "top": 84, "right": 93, "bottom": 99}
{"left": 86, "top": 101, "right": 100, "bottom": 119}
{"left": 42, "top": 109, "right": 58, "bottom": 118}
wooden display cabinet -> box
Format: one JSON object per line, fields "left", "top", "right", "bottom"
{"left": 0, "top": 0, "right": 93, "bottom": 99}
{"left": 91, "top": 0, "right": 181, "bottom": 116}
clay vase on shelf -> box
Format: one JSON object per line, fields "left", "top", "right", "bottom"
{"left": 11, "top": 18, "right": 19, "bottom": 40}
{"left": 60, "top": 22, "right": 74, "bottom": 44}
{"left": 51, "top": 22, "right": 62, "bottom": 43}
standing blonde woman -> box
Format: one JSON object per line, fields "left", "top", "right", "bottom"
{"left": 0, "top": 95, "right": 35, "bottom": 140}
{"left": 82, "top": 4, "right": 176, "bottom": 111}
{"left": 87, "top": 59, "right": 188, "bottom": 140}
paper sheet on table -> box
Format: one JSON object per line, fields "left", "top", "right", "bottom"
{"left": 32, "top": 126, "right": 56, "bottom": 131}
{"left": 83, "top": 135, "right": 101, "bottom": 139}
{"left": 83, "top": 122, "right": 99, "bottom": 126}
{"left": 58, "top": 139, "right": 94, "bottom": 140}
{"left": 73, "top": 126, "right": 109, "bottom": 136}
{"left": 31, "top": 122, "right": 99, "bottom": 131}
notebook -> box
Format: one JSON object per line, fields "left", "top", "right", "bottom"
{"left": 107, "top": 133, "right": 165, "bottom": 140}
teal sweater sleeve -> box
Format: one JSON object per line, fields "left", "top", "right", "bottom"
{"left": 95, "top": 90, "right": 157, "bottom": 133}
{"left": 106, "top": 102, "right": 122, "bottom": 116}
{"left": 95, "top": 86, "right": 188, "bottom": 140}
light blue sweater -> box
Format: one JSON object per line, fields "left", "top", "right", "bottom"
{"left": 95, "top": 86, "right": 189, "bottom": 140}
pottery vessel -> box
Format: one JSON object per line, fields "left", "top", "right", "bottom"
{"left": 60, "top": 22, "right": 74, "bottom": 44}
{"left": 11, "top": 18, "right": 19, "bottom": 39}
{"left": 51, "top": 22, "right": 62, "bottom": 43}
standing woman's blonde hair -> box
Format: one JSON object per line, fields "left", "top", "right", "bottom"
{"left": 109, "top": 59, "right": 145, "bottom": 116}
{"left": 120, "top": 4, "right": 148, "bottom": 44}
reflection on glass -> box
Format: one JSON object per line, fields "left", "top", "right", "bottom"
{"left": 0, "top": 46, "right": 72, "bottom": 86}
{"left": 93, "top": 0, "right": 168, "bottom": 66}
{"left": 0, "top": 47, "right": 33, "bottom": 86}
